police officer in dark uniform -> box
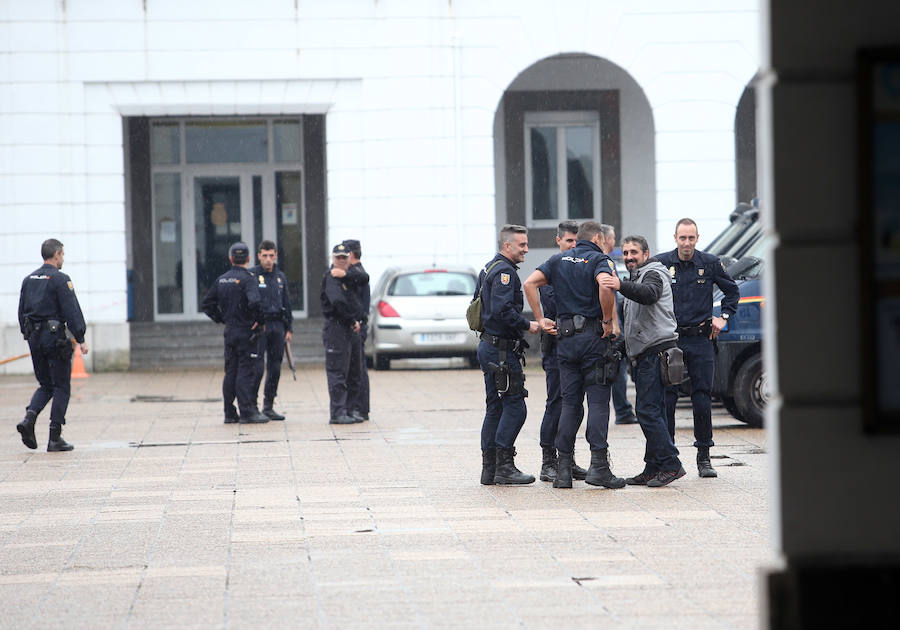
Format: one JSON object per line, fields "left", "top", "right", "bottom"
{"left": 536, "top": 220, "right": 589, "bottom": 482}
{"left": 321, "top": 243, "right": 365, "bottom": 425}
{"left": 17, "top": 238, "right": 87, "bottom": 452}
{"left": 342, "top": 239, "right": 370, "bottom": 421}
{"left": 524, "top": 221, "right": 625, "bottom": 489}
{"left": 249, "top": 240, "right": 293, "bottom": 421}
{"left": 202, "top": 242, "right": 269, "bottom": 424}
{"left": 476, "top": 224, "right": 539, "bottom": 485}
{"left": 656, "top": 218, "right": 740, "bottom": 477}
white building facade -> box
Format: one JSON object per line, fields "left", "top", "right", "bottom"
{"left": 0, "top": 0, "right": 760, "bottom": 372}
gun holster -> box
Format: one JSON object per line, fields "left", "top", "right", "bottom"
{"left": 584, "top": 344, "right": 622, "bottom": 386}
{"left": 540, "top": 331, "right": 556, "bottom": 354}
{"left": 659, "top": 346, "right": 685, "bottom": 386}
{"left": 557, "top": 316, "right": 576, "bottom": 337}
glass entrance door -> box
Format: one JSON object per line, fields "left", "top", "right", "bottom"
{"left": 194, "top": 176, "right": 242, "bottom": 309}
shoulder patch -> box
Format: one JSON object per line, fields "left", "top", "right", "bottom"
{"left": 67, "top": 281, "right": 74, "bottom": 291}
{"left": 721, "top": 261, "right": 727, "bottom": 272}
{"left": 607, "top": 259, "right": 614, "bottom": 270}
{"left": 500, "top": 273, "right": 510, "bottom": 285}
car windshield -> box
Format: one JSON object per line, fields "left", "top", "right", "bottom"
{"left": 388, "top": 271, "right": 476, "bottom": 297}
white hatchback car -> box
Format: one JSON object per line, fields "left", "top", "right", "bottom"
{"left": 366, "top": 265, "right": 479, "bottom": 370}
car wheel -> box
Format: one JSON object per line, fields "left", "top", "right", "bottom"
{"left": 733, "top": 353, "right": 767, "bottom": 428}
{"left": 466, "top": 354, "right": 480, "bottom": 369}
{"left": 721, "top": 395, "right": 744, "bottom": 422}
{"left": 375, "top": 355, "right": 391, "bottom": 371}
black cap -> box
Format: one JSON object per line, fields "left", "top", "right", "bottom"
{"left": 229, "top": 242, "right": 250, "bottom": 264}
{"left": 332, "top": 243, "right": 350, "bottom": 257}
{"left": 342, "top": 239, "right": 361, "bottom": 256}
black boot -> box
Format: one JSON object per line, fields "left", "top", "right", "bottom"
{"left": 16, "top": 409, "right": 37, "bottom": 450}
{"left": 262, "top": 407, "right": 285, "bottom": 421}
{"left": 481, "top": 448, "right": 496, "bottom": 485}
{"left": 585, "top": 448, "right": 625, "bottom": 488}
{"left": 697, "top": 446, "right": 717, "bottom": 478}
{"left": 47, "top": 426, "right": 73, "bottom": 452}
{"left": 493, "top": 447, "right": 535, "bottom": 485}
{"left": 553, "top": 451, "right": 573, "bottom": 488}
{"left": 572, "top": 459, "right": 588, "bottom": 481}
{"left": 539, "top": 446, "right": 557, "bottom": 482}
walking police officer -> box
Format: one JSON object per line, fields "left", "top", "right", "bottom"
{"left": 524, "top": 221, "right": 625, "bottom": 489}
{"left": 202, "top": 242, "right": 269, "bottom": 424}
{"left": 17, "top": 238, "right": 87, "bottom": 451}
{"left": 656, "top": 218, "right": 740, "bottom": 477}
{"left": 321, "top": 243, "right": 365, "bottom": 424}
{"left": 536, "top": 220, "right": 588, "bottom": 482}
{"left": 599, "top": 235, "right": 685, "bottom": 487}
{"left": 249, "top": 240, "right": 293, "bottom": 421}
{"left": 342, "top": 239, "right": 370, "bottom": 421}
{"left": 476, "top": 224, "right": 539, "bottom": 485}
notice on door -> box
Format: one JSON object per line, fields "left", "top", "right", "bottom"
{"left": 282, "top": 203, "right": 298, "bottom": 225}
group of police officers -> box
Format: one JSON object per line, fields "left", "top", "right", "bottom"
{"left": 15, "top": 225, "right": 737, "bottom": 486}
{"left": 476, "top": 219, "right": 739, "bottom": 488}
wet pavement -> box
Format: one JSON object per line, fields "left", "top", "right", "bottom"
{"left": 0, "top": 362, "right": 772, "bottom": 629}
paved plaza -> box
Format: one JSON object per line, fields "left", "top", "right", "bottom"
{"left": 0, "top": 362, "right": 772, "bottom": 629}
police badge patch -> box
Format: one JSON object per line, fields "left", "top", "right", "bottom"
{"left": 67, "top": 281, "right": 74, "bottom": 291}
{"left": 500, "top": 273, "right": 510, "bottom": 285}
{"left": 698, "top": 268, "right": 704, "bottom": 276}
{"left": 607, "top": 259, "right": 615, "bottom": 270}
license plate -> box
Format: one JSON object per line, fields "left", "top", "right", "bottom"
{"left": 417, "top": 333, "right": 464, "bottom": 344}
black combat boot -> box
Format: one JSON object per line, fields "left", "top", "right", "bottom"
{"left": 493, "top": 447, "right": 535, "bottom": 485}
{"left": 572, "top": 459, "right": 588, "bottom": 481}
{"left": 553, "top": 451, "right": 574, "bottom": 488}
{"left": 240, "top": 410, "right": 270, "bottom": 424}
{"left": 481, "top": 448, "right": 496, "bottom": 485}
{"left": 584, "top": 448, "right": 625, "bottom": 489}
{"left": 539, "top": 446, "right": 557, "bottom": 482}
{"left": 16, "top": 409, "right": 38, "bottom": 450}
{"left": 697, "top": 446, "right": 717, "bottom": 478}
{"left": 47, "top": 426, "right": 73, "bottom": 452}
{"left": 262, "top": 407, "right": 285, "bottom": 421}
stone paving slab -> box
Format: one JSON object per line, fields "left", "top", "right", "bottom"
{"left": 1, "top": 363, "right": 773, "bottom": 629}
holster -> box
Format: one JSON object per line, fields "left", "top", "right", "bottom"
{"left": 540, "top": 331, "right": 556, "bottom": 354}
{"left": 583, "top": 342, "right": 622, "bottom": 386}
{"left": 557, "top": 316, "right": 576, "bottom": 337}
{"left": 659, "top": 346, "right": 685, "bottom": 386}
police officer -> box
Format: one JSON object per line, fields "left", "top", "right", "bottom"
{"left": 656, "top": 218, "right": 740, "bottom": 477}
{"left": 201, "top": 242, "right": 269, "bottom": 424}
{"left": 524, "top": 221, "right": 625, "bottom": 489}
{"left": 321, "top": 244, "right": 364, "bottom": 425}
{"left": 16, "top": 238, "right": 87, "bottom": 452}
{"left": 476, "top": 224, "right": 539, "bottom": 486}
{"left": 249, "top": 240, "right": 293, "bottom": 421}
{"left": 599, "top": 235, "right": 685, "bottom": 487}
{"left": 536, "top": 220, "right": 589, "bottom": 482}
{"left": 342, "top": 239, "right": 370, "bottom": 421}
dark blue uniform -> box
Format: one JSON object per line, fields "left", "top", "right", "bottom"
{"left": 345, "top": 262, "right": 370, "bottom": 418}
{"left": 655, "top": 248, "right": 740, "bottom": 446}
{"left": 536, "top": 240, "right": 616, "bottom": 455}
{"left": 202, "top": 266, "right": 264, "bottom": 420}
{"left": 18, "top": 263, "right": 87, "bottom": 430}
{"left": 320, "top": 267, "right": 364, "bottom": 420}
{"left": 476, "top": 253, "right": 531, "bottom": 450}
{"left": 538, "top": 284, "right": 562, "bottom": 448}
{"left": 248, "top": 264, "right": 292, "bottom": 412}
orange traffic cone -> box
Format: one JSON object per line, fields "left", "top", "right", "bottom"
{"left": 71, "top": 342, "right": 88, "bottom": 379}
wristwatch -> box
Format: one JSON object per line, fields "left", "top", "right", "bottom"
{"left": 721, "top": 313, "right": 730, "bottom": 320}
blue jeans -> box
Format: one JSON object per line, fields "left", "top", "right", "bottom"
{"left": 555, "top": 330, "right": 611, "bottom": 454}
{"left": 664, "top": 335, "right": 715, "bottom": 448}
{"left": 478, "top": 340, "right": 526, "bottom": 450}
{"left": 634, "top": 352, "right": 681, "bottom": 473}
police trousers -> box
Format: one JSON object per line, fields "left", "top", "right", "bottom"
{"left": 27, "top": 328, "right": 74, "bottom": 428}
{"left": 477, "top": 340, "right": 526, "bottom": 450}
{"left": 555, "top": 330, "right": 612, "bottom": 454}
{"left": 224, "top": 327, "right": 263, "bottom": 419}
{"left": 323, "top": 320, "right": 360, "bottom": 419}
{"left": 254, "top": 320, "right": 285, "bottom": 408}
{"left": 664, "top": 334, "right": 715, "bottom": 448}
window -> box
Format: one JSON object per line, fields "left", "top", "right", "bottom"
{"left": 524, "top": 112, "right": 601, "bottom": 226}
{"left": 388, "top": 272, "right": 476, "bottom": 297}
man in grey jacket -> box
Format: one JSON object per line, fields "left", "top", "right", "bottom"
{"left": 599, "top": 235, "right": 685, "bottom": 487}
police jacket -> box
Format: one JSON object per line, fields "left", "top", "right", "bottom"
{"left": 477, "top": 253, "right": 530, "bottom": 340}
{"left": 619, "top": 259, "right": 678, "bottom": 359}
{"left": 346, "top": 262, "right": 371, "bottom": 322}
{"left": 201, "top": 266, "right": 262, "bottom": 331}
{"left": 320, "top": 268, "right": 363, "bottom": 327}
{"left": 248, "top": 264, "right": 293, "bottom": 332}
{"left": 18, "top": 263, "right": 87, "bottom": 343}
{"left": 536, "top": 240, "right": 614, "bottom": 319}
{"left": 655, "top": 249, "right": 740, "bottom": 326}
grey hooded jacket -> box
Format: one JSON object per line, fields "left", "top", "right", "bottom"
{"left": 619, "top": 259, "right": 678, "bottom": 359}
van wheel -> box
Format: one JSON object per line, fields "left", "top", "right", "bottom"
{"left": 721, "top": 395, "right": 744, "bottom": 422}
{"left": 375, "top": 355, "right": 391, "bottom": 371}
{"left": 734, "top": 353, "right": 766, "bottom": 428}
